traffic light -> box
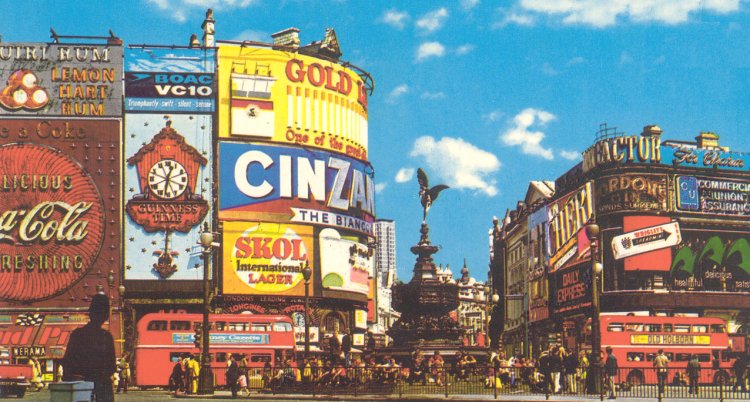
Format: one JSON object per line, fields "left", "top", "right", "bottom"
{"left": 194, "top": 323, "right": 202, "bottom": 349}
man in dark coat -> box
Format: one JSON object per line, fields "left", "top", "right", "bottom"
{"left": 226, "top": 354, "right": 240, "bottom": 398}
{"left": 63, "top": 294, "right": 116, "bottom": 402}
{"left": 687, "top": 355, "right": 701, "bottom": 395}
{"left": 341, "top": 331, "right": 352, "bottom": 367}
{"left": 604, "top": 346, "right": 618, "bottom": 400}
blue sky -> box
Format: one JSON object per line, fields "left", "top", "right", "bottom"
{"left": 5, "top": 0, "right": 749, "bottom": 282}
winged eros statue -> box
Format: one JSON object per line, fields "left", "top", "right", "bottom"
{"left": 417, "top": 168, "right": 449, "bottom": 224}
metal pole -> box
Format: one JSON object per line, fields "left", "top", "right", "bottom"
{"left": 304, "top": 277, "right": 310, "bottom": 359}
{"left": 197, "top": 246, "right": 214, "bottom": 394}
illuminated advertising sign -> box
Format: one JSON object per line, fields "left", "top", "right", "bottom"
{"left": 582, "top": 134, "right": 661, "bottom": 173}
{"left": 596, "top": 174, "right": 667, "bottom": 214}
{"left": 663, "top": 143, "right": 749, "bottom": 171}
{"left": 670, "top": 231, "right": 750, "bottom": 292}
{"left": 173, "top": 333, "right": 269, "bottom": 345}
{"left": 548, "top": 182, "right": 594, "bottom": 272}
{"left": 219, "top": 142, "right": 374, "bottom": 235}
{"left": 0, "top": 119, "right": 119, "bottom": 303}
{"left": 319, "top": 228, "right": 372, "bottom": 296}
{"left": 222, "top": 221, "right": 314, "bottom": 296}
{"left": 676, "top": 176, "right": 750, "bottom": 216}
{"left": 124, "top": 47, "right": 214, "bottom": 280}
{"left": 0, "top": 43, "right": 122, "bottom": 117}
{"left": 217, "top": 46, "right": 368, "bottom": 161}
{"left": 612, "top": 221, "right": 682, "bottom": 260}
{"left": 549, "top": 264, "right": 592, "bottom": 316}
{"left": 125, "top": 47, "right": 216, "bottom": 112}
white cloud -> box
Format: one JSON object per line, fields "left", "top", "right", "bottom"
{"left": 620, "top": 51, "right": 633, "bottom": 65}
{"left": 381, "top": 9, "right": 410, "bottom": 29}
{"left": 519, "top": 0, "right": 740, "bottom": 27}
{"left": 566, "top": 56, "right": 586, "bottom": 66}
{"left": 421, "top": 91, "right": 446, "bottom": 100}
{"left": 541, "top": 62, "right": 558, "bottom": 76}
{"left": 483, "top": 110, "right": 504, "bottom": 122}
{"left": 500, "top": 108, "right": 556, "bottom": 160}
{"left": 493, "top": 10, "right": 535, "bottom": 29}
{"left": 559, "top": 150, "right": 580, "bottom": 160}
{"left": 461, "top": 0, "right": 480, "bottom": 11}
{"left": 147, "top": 0, "right": 258, "bottom": 21}
{"left": 416, "top": 42, "right": 446, "bottom": 62}
{"left": 410, "top": 136, "right": 500, "bottom": 197}
{"left": 386, "top": 84, "right": 409, "bottom": 103}
{"left": 232, "top": 30, "right": 267, "bottom": 42}
{"left": 395, "top": 168, "right": 415, "bottom": 183}
{"left": 416, "top": 8, "right": 449, "bottom": 34}
{"left": 375, "top": 182, "right": 388, "bottom": 194}
{"left": 456, "top": 44, "right": 475, "bottom": 55}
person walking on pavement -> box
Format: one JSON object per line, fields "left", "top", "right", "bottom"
{"left": 329, "top": 330, "right": 341, "bottom": 363}
{"left": 341, "top": 331, "right": 352, "bottom": 367}
{"left": 687, "top": 355, "right": 701, "bottom": 395}
{"left": 733, "top": 353, "right": 748, "bottom": 391}
{"left": 226, "top": 354, "right": 240, "bottom": 398}
{"left": 549, "top": 346, "right": 564, "bottom": 394}
{"left": 654, "top": 349, "right": 669, "bottom": 395}
{"left": 563, "top": 348, "right": 579, "bottom": 393}
{"left": 604, "top": 346, "right": 618, "bottom": 399}
{"left": 62, "top": 293, "right": 116, "bottom": 402}
{"left": 116, "top": 352, "right": 130, "bottom": 393}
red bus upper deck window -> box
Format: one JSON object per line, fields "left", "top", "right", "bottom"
{"left": 250, "top": 323, "right": 270, "bottom": 332}
{"left": 625, "top": 323, "right": 643, "bottom": 332}
{"left": 608, "top": 323, "right": 624, "bottom": 332}
{"left": 171, "top": 320, "right": 191, "bottom": 331}
{"left": 663, "top": 324, "right": 673, "bottom": 332}
{"left": 693, "top": 325, "right": 708, "bottom": 333}
{"left": 710, "top": 324, "right": 726, "bottom": 333}
{"left": 147, "top": 320, "right": 168, "bottom": 331}
{"left": 675, "top": 324, "right": 690, "bottom": 333}
{"left": 644, "top": 324, "right": 661, "bottom": 332}
{"left": 273, "top": 322, "right": 292, "bottom": 332}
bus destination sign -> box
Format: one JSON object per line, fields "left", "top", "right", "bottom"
{"left": 630, "top": 334, "right": 710, "bottom": 346}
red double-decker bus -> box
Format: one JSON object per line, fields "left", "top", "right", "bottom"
{"left": 133, "top": 312, "right": 295, "bottom": 387}
{"left": 598, "top": 314, "right": 735, "bottom": 385}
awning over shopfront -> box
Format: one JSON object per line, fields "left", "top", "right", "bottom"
{"left": 0, "top": 313, "right": 87, "bottom": 362}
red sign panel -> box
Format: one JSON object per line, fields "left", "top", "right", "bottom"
{"left": 0, "top": 119, "right": 119, "bottom": 304}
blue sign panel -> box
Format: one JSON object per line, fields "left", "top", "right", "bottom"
{"left": 676, "top": 176, "right": 699, "bottom": 211}
{"left": 173, "top": 333, "right": 270, "bottom": 345}
{"left": 125, "top": 48, "right": 216, "bottom": 112}
{"left": 662, "top": 144, "right": 749, "bottom": 171}
{"left": 218, "top": 142, "right": 375, "bottom": 234}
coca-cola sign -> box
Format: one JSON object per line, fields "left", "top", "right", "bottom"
{"left": 0, "top": 142, "right": 104, "bottom": 302}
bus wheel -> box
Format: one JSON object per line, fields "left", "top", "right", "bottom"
{"left": 713, "top": 370, "right": 730, "bottom": 386}
{"left": 626, "top": 370, "right": 644, "bottom": 386}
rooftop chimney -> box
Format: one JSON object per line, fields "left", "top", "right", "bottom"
{"left": 189, "top": 34, "right": 200, "bottom": 48}
{"left": 201, "top": 9, "right": 215, "bottom": 47}
{"left": 641, "top": 125, "right": 663, "bottom": 137}
{"left": 695, "top": 131, "right": 727, "bottom": 150}
{"left": 271, "top": 27, "right": 300, "bottom": 50}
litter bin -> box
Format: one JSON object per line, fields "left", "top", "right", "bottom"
{"left": 49, "top": 381, "right": 94, "bottom": 402}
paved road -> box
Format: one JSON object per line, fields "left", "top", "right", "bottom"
{"left": 15, "top": 388, "right": 749, "bottom": 402}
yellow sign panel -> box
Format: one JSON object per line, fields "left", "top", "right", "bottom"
{"left": 222, "top": 221, "right": 314, "bottom": 296}
{"left": 217, "top": 46, "right": 369, "bottom": 161}
{"left": 630, "top": 334, "right": 711, "bottom": 346}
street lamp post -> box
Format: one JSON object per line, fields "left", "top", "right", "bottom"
{"left": 198, "top": 223, "right": 215, "bottom": 395}
{"left": 302, "top": 262, "right": 312, "bottom": 359}
{"left": 585, "top": 223, "right": 603, "bottom": 395}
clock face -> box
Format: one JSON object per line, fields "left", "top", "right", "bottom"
{"left": 292, "top": 312, "right": 305, "bottom": 327}
{"left": 148, "top": 160, "right": 188, "bottom": 199}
